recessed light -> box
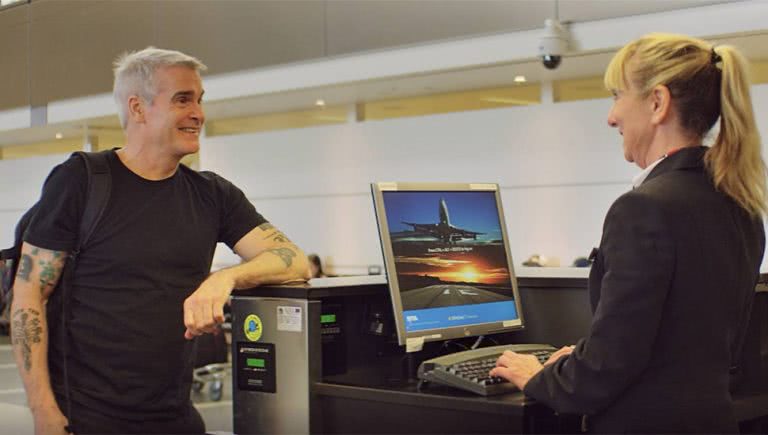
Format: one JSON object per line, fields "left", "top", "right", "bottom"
{"left": 315, "top": 99, "right": 326, "bottom": 107}
{"left": 514, "top": 75, "right": 527, "bottom": 83}
{"left": 55, "top": 133, "right": 63, "bottom": 139}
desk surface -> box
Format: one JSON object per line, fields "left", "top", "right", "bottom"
{"left": 314, "top": 380, "right": 537, "bottom": 417}
{"left": 234, "top": 274, "right": 590, "bottom": 299}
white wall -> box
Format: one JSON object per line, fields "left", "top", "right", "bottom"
{"left": 201, "top": 86, "right": 768, "bottom": 274}
{"left": 3, "top": 85, "right": 767, "bottom": 275}
{"left": 0, "top": 153, "right": 73, "bottom": 248}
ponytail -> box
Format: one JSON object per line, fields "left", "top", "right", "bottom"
{"left": 705, "top": 45, "right": 767, "bottom": 218}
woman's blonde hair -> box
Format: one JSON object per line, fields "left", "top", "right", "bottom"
{"left": 604, "top": 33, "right": 767, "bottom": 218}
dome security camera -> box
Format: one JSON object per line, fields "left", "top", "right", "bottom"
{"left": 539, "top": 19, "right": 568, "bottom": 70}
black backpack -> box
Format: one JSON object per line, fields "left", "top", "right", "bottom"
{"left": 0, "top": 150, "right": 112, "bottom": 333}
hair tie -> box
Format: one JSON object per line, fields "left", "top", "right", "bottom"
{"left": 711, "top": 47, "right": 722, "bottom": 65}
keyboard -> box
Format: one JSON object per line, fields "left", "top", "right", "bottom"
{"left": 417, "top": 343, "right": 556, "bottom": 396}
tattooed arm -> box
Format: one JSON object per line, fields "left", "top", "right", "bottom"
{"left": 11, "top": 242, "right": 71, "bottom": 435}
{"left": 229, "top": 222, "right": 311, "bottom": 285}
{"left": 183, "top": 223, "right": 310, "bottom": 339}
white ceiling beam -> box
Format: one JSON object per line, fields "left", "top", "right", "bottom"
{"left": 47, "top": 93, "right": 116, "bottom": 127}
{"left": 0, "top": 107, "right": 31, "bottom": 131}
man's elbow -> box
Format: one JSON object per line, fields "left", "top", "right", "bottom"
{"left": 11, "top": 282, "right": 49, "bottom": 306}
{"left": 293, "top": 249, "right": 312, "bottom": 281}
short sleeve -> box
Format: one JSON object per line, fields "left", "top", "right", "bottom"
{"left": 212, "top": 174, "right": 266, "bottom": 249}
{"left": 23, "top": 155, "right": 88, "bottom": 252}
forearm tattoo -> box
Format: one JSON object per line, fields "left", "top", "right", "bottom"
{"left": 266, "top": 248, "right": 297, "bottom": 268}
{"left": 17, "top": 254, "right": 33, "bottom": 282}
{"left": 11, "top": 308, "right": 43, "bottom": 372}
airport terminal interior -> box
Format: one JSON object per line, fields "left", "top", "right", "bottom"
{"left": 1, "top": 0, "right": 768, "bottom": 433}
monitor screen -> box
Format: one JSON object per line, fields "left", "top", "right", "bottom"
{"left": 371, "top": 182, "right": 524, "bottom": 347}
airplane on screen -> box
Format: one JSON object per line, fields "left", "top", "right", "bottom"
{"left": 401, "top": 198, "right": 484, "bottom": 244}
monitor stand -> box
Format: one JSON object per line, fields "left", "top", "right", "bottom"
{"left": 383, "top": 352, "right": 420, "bottom": 387}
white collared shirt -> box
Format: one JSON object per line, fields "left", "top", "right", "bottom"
{"left": 632, "top": 155, "right": 666, "bottom": 188}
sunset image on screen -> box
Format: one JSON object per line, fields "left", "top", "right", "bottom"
{"left": 395, "top": 253, "right": 510, "bottom": 285}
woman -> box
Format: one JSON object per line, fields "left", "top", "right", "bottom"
{"left": 491, "top": 33, "right": 766, "bottom": 433}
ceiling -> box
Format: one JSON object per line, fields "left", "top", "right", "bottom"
{"left": 1, "top": 1, "right": 767, "bottom": 151}
{"left": 200, "top": 30, "right": 768, "bottom": 121}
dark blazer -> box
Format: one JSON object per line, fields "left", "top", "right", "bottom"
{"left": 524, "top": 146, "right": 765, "bottom": 433}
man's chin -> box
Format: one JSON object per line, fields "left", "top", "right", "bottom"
{"left": 176, "top": 141, "right": 200, "bottom": 156}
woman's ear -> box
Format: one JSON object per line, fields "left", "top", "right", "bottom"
{"left": 649, "top": 84, "right": 672, "bottom": 125}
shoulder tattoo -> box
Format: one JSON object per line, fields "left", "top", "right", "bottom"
{"left": 38, "top": 258, "right": 60, "bottom": 294}
{"left": 262, "top": 231, "right": 291, "bottom": 244}
{"left": 257, "top": 223, "right": 275, "bottom": 232}
{"left": 17, "top": 255, "right": 33, "bottom": 282}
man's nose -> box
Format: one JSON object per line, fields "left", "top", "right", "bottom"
{"left": 190, "top": 103, "right": 204, "bottom": 124}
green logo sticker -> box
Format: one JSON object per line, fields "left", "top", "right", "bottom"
{"left": 244, "top": 314, "right": 263, "bottom": 342}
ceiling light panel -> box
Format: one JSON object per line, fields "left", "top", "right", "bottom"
{"left": 206, "top": 105, "right": 348, "bottom": 137}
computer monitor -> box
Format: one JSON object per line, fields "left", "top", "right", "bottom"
{"left": 371, "top": 182, "right": 524, "bottom": 347}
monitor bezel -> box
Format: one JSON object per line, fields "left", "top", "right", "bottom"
{"left": 371, "top": 182, "right": 525, "bottom": 347}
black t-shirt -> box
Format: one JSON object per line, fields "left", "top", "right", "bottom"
{"left": 24, "top": 150, "right": 265, "bottom": 420}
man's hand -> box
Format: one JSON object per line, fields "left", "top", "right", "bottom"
{"left": 489, "top": 350, "right": 543, "bottom": 390}
{"left": 183, "top": 270, "right": 235, "bottom": 340}
{"left": 33, "top": 404, "right": 71, "bottom": 435}
{"left": 544, "top": 345, "right": 574, "bottom": 365}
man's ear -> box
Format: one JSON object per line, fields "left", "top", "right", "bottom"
{"left": 649, "top": 85, "right": 672, "bottom": 126}
{"left": 127, "top": 95, "right": 145, "bottom": 124}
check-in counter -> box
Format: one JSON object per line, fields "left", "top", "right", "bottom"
{"left": 230, "top": 272, "right": 768, "bottom": 434}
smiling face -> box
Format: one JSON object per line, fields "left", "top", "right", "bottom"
{"left": 606, "top": 82, "right": 656, "bottom": 169}
{"left": 141, "top": 65, "right": 205, "bottom": 158}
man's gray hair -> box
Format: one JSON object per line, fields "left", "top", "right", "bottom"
{"left": 113, "top": 47, "right": 207, "bottom": 129}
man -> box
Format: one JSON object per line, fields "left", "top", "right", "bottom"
{"left": 11, "top": 47, "right": 310, "bottom": 434}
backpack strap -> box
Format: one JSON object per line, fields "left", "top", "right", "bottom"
{"left": 0, "top": 247, "right": 16, "bottom": 261}
{"left": 61, "top": 150, "right": 111, "bottom": 433}
{"left": 71, "top": 150, "right": 111, "bottom": 255}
